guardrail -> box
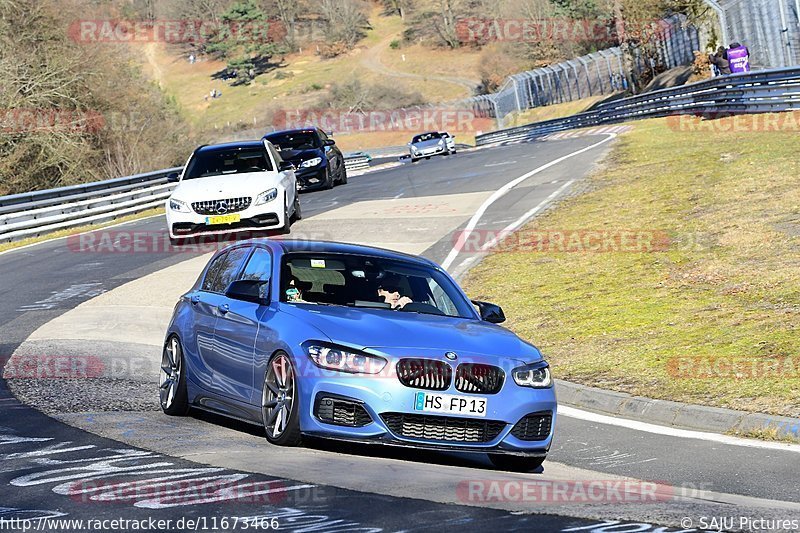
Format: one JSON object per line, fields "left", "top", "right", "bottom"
{"left": 343, "top": 156, "right": 370, "bottom": 172}
{"left": 0, "top": 155, "right": 376, "bottom": 244}
{"left": 475, "top": 66, "right": 800, "bottom": 146}
{"left": 0, "top": 168, "right": 181, "bottom": 243}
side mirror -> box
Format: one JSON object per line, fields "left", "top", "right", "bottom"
{"left": 225, "top": 279, "right": 269, "bottom": 304}
{"left": 166, "top": 172, "right": 180, "bottom": 183}
{"left": 279, "top": 161, "right": 296, "bottom": 172}
{"left": 471, "top": 300, "right": 506, "bottom": 324}
{"left": 323, "top": 138, "right": 336, "bottom": 146}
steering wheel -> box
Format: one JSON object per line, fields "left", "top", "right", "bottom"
{"left": 399, "top": 303, "right": 446, "bottom": 316}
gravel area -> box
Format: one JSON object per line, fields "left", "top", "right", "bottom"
{"left": 7, "top": 378, "right": 160, "bottom": 414}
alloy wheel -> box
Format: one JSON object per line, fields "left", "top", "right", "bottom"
{"left": 159, "top": 337, "right": 182, "bottom": 410}
{"left": 262, "top": 354, "right": 295, "bottom": 439}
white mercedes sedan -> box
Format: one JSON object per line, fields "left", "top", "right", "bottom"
{"left": 166, "top": 140, "right": 300, "bottom": 241}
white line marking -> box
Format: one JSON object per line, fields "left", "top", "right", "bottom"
{"left": 442, "top": 133, "right": 617, "bottom": 270}
{"left": 559, "top": 406, "right": 800, "bottom": 453}
{"left": 479, "top": 179, "right": 576, "bottom": 251}
{"left": 484, "top": 161, "right": 517, "bottom": 167}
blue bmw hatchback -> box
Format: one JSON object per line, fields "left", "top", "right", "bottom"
{"left": 160, "top": 240, "right": 557, "bottom": 471}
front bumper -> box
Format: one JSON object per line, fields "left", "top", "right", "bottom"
{"left": 411, "top": 146, "right": 447, "bottom": 158}
{"left": 166, "top": 196, "right": 285, "bottom": 239}
{"left": 295, "top": 165, "right": 328, "bottom": 191}
{"left": 297, "top": 368, "right": 557, "bottom": 456}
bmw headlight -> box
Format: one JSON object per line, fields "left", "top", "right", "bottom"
{"left": 512, "top": 362, "right": 552, "bottom": 388}
{"left": 307, "top": 344, "right": 387, "bottom": 374}
{"left": 169, "top": 198, "right": 190, "bottom": 213}
{"left": 411, "top": 146, "right": 420, "bottom": 154}
{"left": 300, "top": 157, "right": 322, "bottom": 168}
{"left": 255, "top": 188, "right": 278, "bottom": 206}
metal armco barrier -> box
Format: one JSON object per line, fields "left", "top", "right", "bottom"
{"left": 475, "top": 66, "right": 800, "bottom": 146}
{"left": 0, "top": 154, "right": 375, "bottom": 243}
{"left": 0, "top": 168, "right": 182, "bottom": 243}
{"left": 343, "top": 156, "right": 370, "bottom": 172}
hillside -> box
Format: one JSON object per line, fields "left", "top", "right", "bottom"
{"left": 133, "top": 8, "right": 501, "bottom": 151}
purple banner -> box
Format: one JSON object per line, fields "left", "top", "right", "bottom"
{"left": 728, "top": 46, "right": 751, "bottom": 74}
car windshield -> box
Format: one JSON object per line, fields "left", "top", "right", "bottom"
{"left": 183, "top": 147, "right": 273, "bottom": 180}
{"left": 412, "top": 132, "right": 442, "bottom": 143}
{"left": 265, "top": 131, "right": 319, "bottom": 151}
{"left": 280, "top": 253, "right": 474, "bottom": 319}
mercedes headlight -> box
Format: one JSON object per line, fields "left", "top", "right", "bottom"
{"left": 255, "top": 188, "right": 278, "bottom": 206}
{"left": 169, "top": 198, "right": 190, "bottom": 213}
{"left": 307, "top": 344, "right": 387, "bottom": 374}
{"left": 512, "top": 362, "right": 552, "bottom": 388}
{"left": 300, "top": 157, "right": 322, "bottom": 168}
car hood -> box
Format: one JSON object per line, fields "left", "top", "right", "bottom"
{"left": 411, "top": 139, "right": 444, "bottom": 150}
{"left": 280, "top": 304, "right": 540, "bottom": 364}
{"left": 172, "top": 172, "right": 281, "bottom": 200}
{"left": 277, "top": 148, "right": 323, "bottom": 163}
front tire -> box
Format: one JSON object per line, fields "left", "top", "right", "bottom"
{"left": 322, "top": 167, "right": 334, "bottom": 190}
{"left": 262, "top": 352, "right": 302, "bottom": 446}
{"left": 337, "top": 165, "right": 348, "bottom": 185}
{"left": 159, "top": 336, "right": 189, "bottom": 416}
{"left": 291, "top": 192, "right": 302, "bottom": 221}
{"left": 488, "top": 454, "right": 545, "bottom": 472}
{"left": 279, "top": 195, "right": 292, "bottom": 235}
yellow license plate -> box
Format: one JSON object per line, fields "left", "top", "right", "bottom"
{"left": 205, "top": 214, "right": 240, "bottom": 225}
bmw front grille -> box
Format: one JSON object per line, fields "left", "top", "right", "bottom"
{"left": 396, "top": 359, "right": 452, "bottom": 391}
{"left": 454, "top": 364, "right": 505, "bottom": 395}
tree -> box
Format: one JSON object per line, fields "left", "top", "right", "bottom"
{"left": 0, "top": 0, "right": 193, "bottom": 194}
{"left": 319, "top": 0, "right": 370, "bottom": 49}
{"left": 381, "top": 0, "right": 414, "bottom": 20}
{"left": 206, "top": 0, "right": 282, "bottom": 75}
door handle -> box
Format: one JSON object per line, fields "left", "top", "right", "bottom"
{"left": 190, "top": 295, "right": 201, "bottom": 305}
{"left": 218, "top": 304, "right": 230, "bottom": 314}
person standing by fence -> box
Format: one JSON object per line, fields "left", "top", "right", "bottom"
{"left": 709, "top": 47, "right": 731, "bottom": 76}
{"left": 727, "top": 42, "right": 751, "bottom": 73}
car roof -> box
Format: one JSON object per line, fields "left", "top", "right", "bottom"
{"left": 264, "top": 128, "right": 319, "bottom": 137}
{"left": 195, "top": 140, "right": 265, "bottom": 153}
{"left": 248, "top": 240, "right": 440, "bottom": 268}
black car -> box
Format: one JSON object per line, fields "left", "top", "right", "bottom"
{"left": 263, "top": 128, "right": 347, "bottom": 191}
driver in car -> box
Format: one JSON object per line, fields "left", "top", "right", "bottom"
{"left": 377, "top": 278, "right": 413, "bottom": 309}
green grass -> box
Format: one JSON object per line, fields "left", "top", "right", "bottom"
{"left": 462, "top": 115, "right": 800, "bottom": 418}
{"left": 505, "top": 96, "right": 608, "bottom": 127}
